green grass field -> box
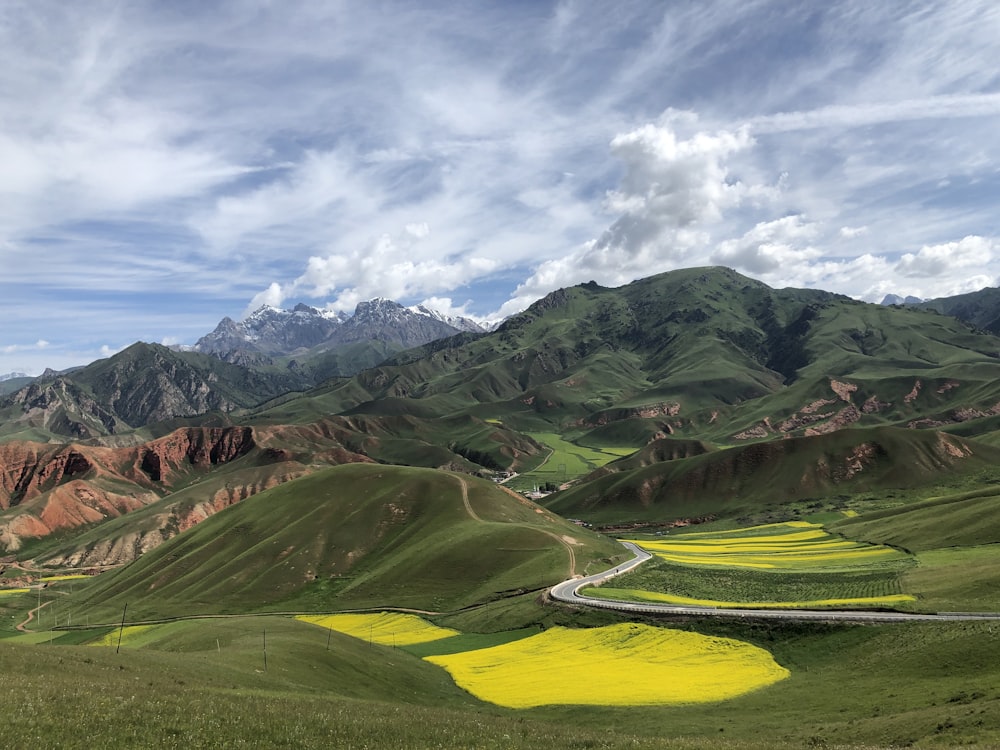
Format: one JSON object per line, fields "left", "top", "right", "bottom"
{"left": 505, "top": 432, "right": 635, "bottom": 491}
{"left": 2, "top": 610, "right": 1000, "bottom": 748}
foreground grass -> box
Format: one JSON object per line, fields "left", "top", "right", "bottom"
{"left": 0, "top": 616, "right": 805, "bottom": 750}
{"left": 2, "top": 606, "right": 1000, "bottom": 747}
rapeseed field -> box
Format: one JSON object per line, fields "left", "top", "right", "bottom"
{"left": 625, "top": 521, "right": 908, "bottom": 570}
{"left": 296, "top": 612, "right": 459, "bottom": 646}
{"left": 425, "top": 623, "right": 789, "bottom": 708}
{"left": 90, "top": 624, "right": 157, "bottom": 647}
{"left": 612, "top": 521, "right": 914, "bottom": 607}
{"left": 583, "top": 587, "right": 915, "bottom": 609}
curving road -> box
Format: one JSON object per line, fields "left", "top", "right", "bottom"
{"left": 550, "top": 542, "right": 1000, "bottom": 624}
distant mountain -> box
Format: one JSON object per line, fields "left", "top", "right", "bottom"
{"left": 0, "top": 373, "right": 33, "bottom": 397}
{"left": 880, "top": 287, "right": 1000, "bottom": 336}
{"left": 195, "top": 303, "right": 348, "bottom": 357}
{"left": 258, "top": 266, "right": 1000, "bottom": 445}
{"left": 0, "top": 342, "right": 309, "bottom": 440}
{"left": 194, "top": 298, "right": 484, "bottom": 363}
{"left": 916, "top": 286, "right": 1000, "bottom": 335}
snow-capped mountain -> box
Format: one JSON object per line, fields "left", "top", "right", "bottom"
{"left": 408, "top": 304, "right": 485, "bottom": 333}
{"left": 194, "top": 298, "right": 485, "bottom": 360}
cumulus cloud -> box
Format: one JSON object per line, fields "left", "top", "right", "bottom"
{"left": 244, "top": 283, "right": 286, "bottom": 316}
{"left": 895, "top": 235, "right": 995, "bottom": 278}
{"left": 416, "top": 296, "right": 483, "bottom": 323}
{"left": 712, "top": 216, "right": 821, "bottom": 275}
{"left": 248, "top": 224, "right": 500, "bottom": 316}
{"left": 839, "top": 226, "right": 868, "bottom": 239}
{"left": 495, "top": 121, "right": 766, "bottom": 316}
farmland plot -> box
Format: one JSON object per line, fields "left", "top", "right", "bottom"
{"left": 425, "top": 623, "right": 789, "bottom": 708}
{"left": 593, "top": 522, "right": 916, "bottom": 609}
{"left": 296, "top": 612, "right": 459, "bottom": 646}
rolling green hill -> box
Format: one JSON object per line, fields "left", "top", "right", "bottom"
{"left": 67, "top": 463, "right": 624, "bottom": 622}
{"left": 250, "top": 267, "right": 1000, "bottom": 447}
{"left": 544, "top": 427, "right": 1000, "bottom": 524}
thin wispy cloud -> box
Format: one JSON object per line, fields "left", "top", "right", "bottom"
{"left": 1, "top": 1, "right": 999, "bottom": 374}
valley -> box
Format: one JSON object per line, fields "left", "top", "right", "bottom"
{"left": 3, "top": 268, "right": 1000, "bottom": 748}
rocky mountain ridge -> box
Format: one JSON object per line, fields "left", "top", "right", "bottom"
{"left": 194, "top": 298, "right": 484, "bottom": 358}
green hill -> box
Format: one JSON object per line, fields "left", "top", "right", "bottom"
{"left": 68, "top": 463, "right": 624, "bottom": 622}
{"left": 544, "top": 427, "right": 1000, "bottom": 524}
{"left": 250, "top": 267, "right": 1000, "bottom": 447}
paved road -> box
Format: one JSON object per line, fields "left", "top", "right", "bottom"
{"left": 550, "top": 542, "right": 1000, "bottom": 623}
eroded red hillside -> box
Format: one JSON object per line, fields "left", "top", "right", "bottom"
{"left": 0, "top": 424, "right": 372, "bottom": 557}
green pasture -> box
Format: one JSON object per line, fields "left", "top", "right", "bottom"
{"left": 3, "top": 610, "right": 1000, "bottom": 748}
{"left": 505, "top": 432, "right": 634, "bottom": 491}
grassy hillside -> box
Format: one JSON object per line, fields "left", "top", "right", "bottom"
{"left": 832, "top": 489, "right": 1000, "bottom": 612}
{"left": 66, "top": 463, "right": 624, "bottom": 622}
{"left": 3, "top": 611, "right": 1000, "bottom": 748}
{"left": 544, "top": 427, "right": 1000, "bottom": 524}
{"left": 246, "top": 268, "right": 1000, "bottom": 447}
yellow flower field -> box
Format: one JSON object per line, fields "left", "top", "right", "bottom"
{"left": 0, "top": 587, "right": 31, "bottom": 597}
{"left": 425, "top": 623, "right": 789, "bottom": 708}
{"left": 676, "top": 520, "right": 817, "bottom": 536}
{"left": 90, "top": 624, "right": 157, "bottom": 647}
{"left": 296, "top": 612, "right": 460, "bottom": 646}
{"left": 626, "top": 521, "right": 907, "bottom": 569}
{"left": 584, "top": 587, "right": 916, "bottom": 609}
{"left": 40, "top": 574, "right": 90, "bottom": 582}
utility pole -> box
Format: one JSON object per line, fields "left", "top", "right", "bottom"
{"left": 115, "top": 603, "right": 128, "bottom": 654}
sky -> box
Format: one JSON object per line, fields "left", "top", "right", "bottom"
{"left": 2, "top": 1, "right": 1000, "bottom": 375}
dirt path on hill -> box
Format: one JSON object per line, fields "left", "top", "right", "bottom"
{"left": 454, "top": 474, "right": 481, "bottom": 522}
{"left": 452, "top": 474, "right": 576, "bottom": 577}
{"left": 535, "top": 529, "right": 577, "bottom": 577}
{"left": 16, "top": 599, "right": 52, "bottom": 632}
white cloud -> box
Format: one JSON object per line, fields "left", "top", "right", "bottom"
{"left": 839, "top": 226, "right": 868, "bottom": 239}
{"left": 495, "top": 121, "right": 766, "bottom": 316}
{"left": 244, "top": 283, "right": 286, "bottom": 317}
{"left": 417, "top": 296, "right": 483, "bottom": 324}
{"left": 712, "top": 216, "right": 821, "bottom": 275}
{"left": 1, "top": 339, "right": 51, "bottom": 355}
{"left": 748, "top": 94, "right": 1000, "bottom": 135}
{"left": 250, "top": 225, "right": 500, "bottom": 316}
{"left": 895, "top": 236, "right": 995, "bottom": 278}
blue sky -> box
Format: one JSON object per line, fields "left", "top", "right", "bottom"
{"left": 2, "top": 1, "right": 999, "bottom": 375}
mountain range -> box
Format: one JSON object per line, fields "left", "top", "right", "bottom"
{"left": 4, "top": 265, "right": 1000, "bottom": 564}
{"left": 192, "top": 298, "right": 485, "bottom": 360}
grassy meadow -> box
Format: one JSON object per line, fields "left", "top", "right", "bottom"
{"left": 3, "top": 608, "right": 1000, "bottom": 748}
{"left": 504, "top": 431, "right": 635, "bottom": 491}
